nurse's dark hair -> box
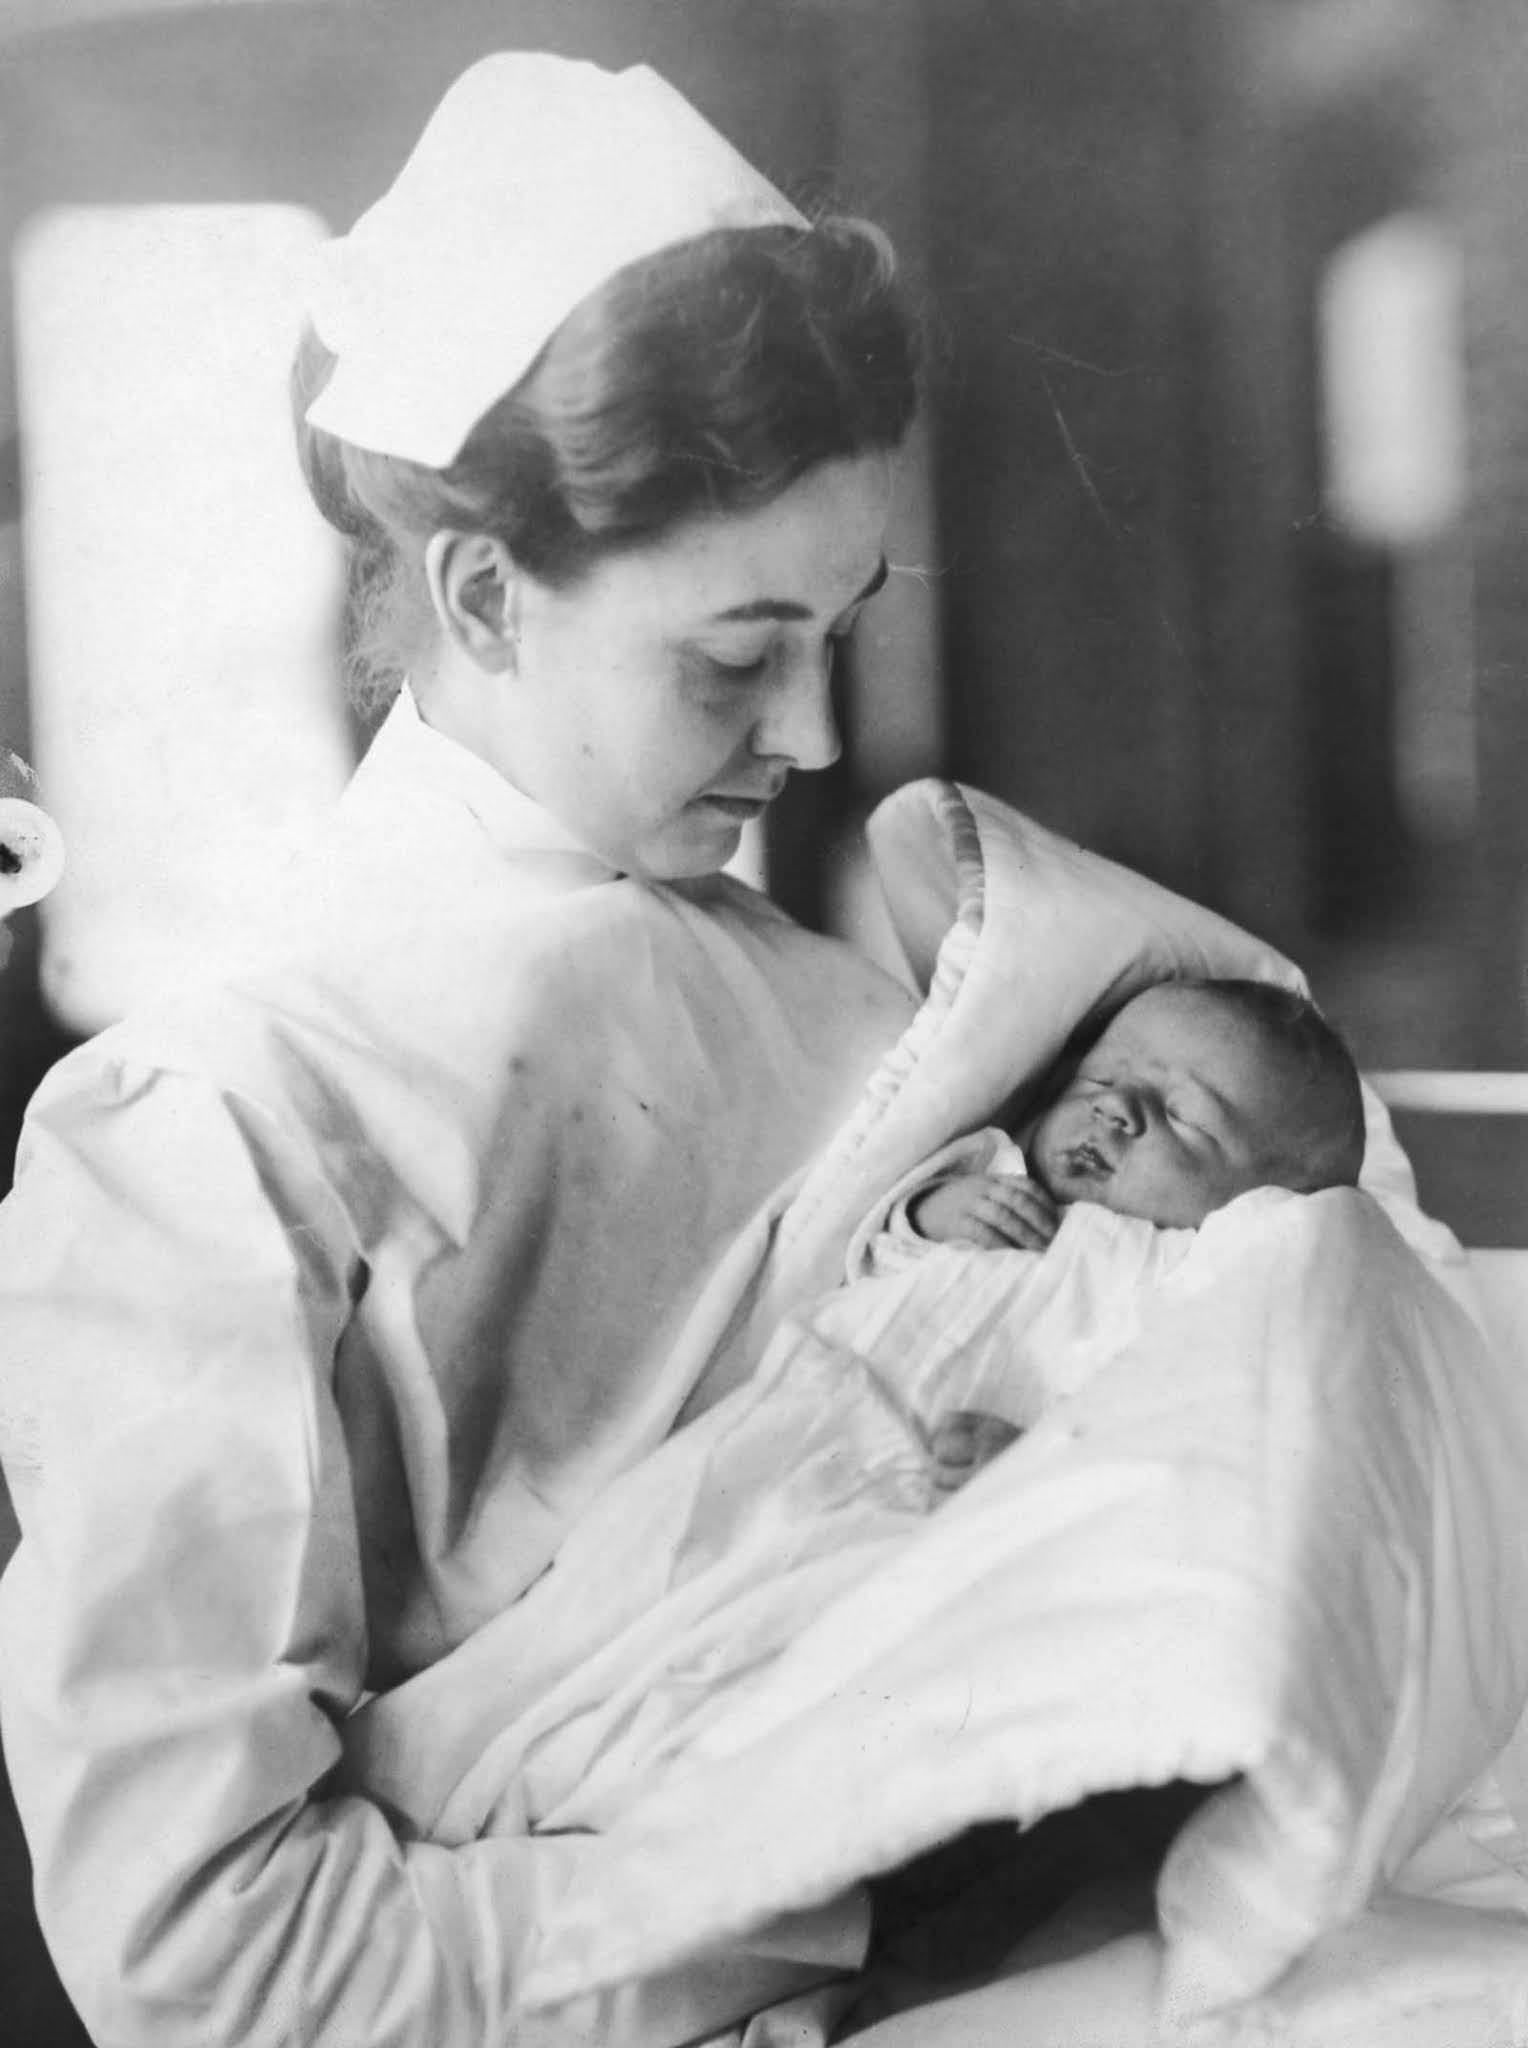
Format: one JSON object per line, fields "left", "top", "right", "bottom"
{"left": 1169, "top": 978, "right": 1367, "bottom": 1193}
{"left": 291, "top": 218, "right": 919, "bottom": 709}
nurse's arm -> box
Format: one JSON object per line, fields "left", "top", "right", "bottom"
{"left": 0, "top": 1055, "right": 587, "bottom": 2048}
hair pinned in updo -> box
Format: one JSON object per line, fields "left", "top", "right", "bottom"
{"left": 292, "top": 218, "right": 919, "bottom": 711}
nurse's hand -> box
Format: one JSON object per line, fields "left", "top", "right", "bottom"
{"left": 909, "top": 1172, "right": 1059, "bottom": 1250}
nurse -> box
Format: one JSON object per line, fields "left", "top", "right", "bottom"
{"left": 0, "top": 55, "right": 920, "bottom": 2047}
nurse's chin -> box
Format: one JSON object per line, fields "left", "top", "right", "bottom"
{"left": 630, "top": 810, "right": 751, "bottom": 882}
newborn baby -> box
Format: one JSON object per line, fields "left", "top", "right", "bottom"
{"left": 904, "top": 977, "right": 1366, "bottom": 1489}
{"left": 341, "top": 977, "right": 1372, "bottom": 1886}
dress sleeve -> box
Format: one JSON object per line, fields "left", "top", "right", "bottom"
{"left": 0, "top": 1052, "right": 599, "bottom": 2047}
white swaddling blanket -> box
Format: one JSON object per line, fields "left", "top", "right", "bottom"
{"left": 346, "top": 1191, "right": 1193, "bottom": 1845}
{"left": 507, "top": 1186, "right": 1528, "bottom": 2030}
{"left": 355, "top": 778, "right": 1528, "bottom": 2041}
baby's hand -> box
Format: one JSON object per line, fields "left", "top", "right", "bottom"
{"left": 929, "top": 1410, "right": 1024, "bottom": 1497}
{"left": 909, "top": 1173, "right": 1059, "bottom": 1250}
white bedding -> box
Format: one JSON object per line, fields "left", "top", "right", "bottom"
{"left": 358, "top": 779, "right": 1528, "bottom": 2043}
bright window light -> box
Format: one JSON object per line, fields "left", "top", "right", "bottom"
{"left": 13, "top": 203, "right": 352, "bottom": 1034}
{"left": 1319, "top": 211, "right": 1465, "bottom": 546}
{"left": 1319, "top": 212, "right": 1475, "bottom": 841}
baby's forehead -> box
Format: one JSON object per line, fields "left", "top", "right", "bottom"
{"left": 1095, "top": 984, "right": 1238, "bottom": 1048}
{"left": 1090, "top": 987, "right": 1287, "bottom": 1086}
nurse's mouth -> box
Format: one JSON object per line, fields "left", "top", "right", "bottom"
{"left": 696, "top": 788, "right": 784, "bottom": 820}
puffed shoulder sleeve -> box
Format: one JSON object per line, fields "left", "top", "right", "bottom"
{"left": 0, "top": 1051, "right": 594, "bottom": 2047}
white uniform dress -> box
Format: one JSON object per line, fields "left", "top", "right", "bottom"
{"left": 0, "top": 689, "right": 916, "bottom": 2047}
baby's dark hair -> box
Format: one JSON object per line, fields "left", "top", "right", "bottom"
{"left": 1177, "top": 977, "right": 1366, "bottom": 1192}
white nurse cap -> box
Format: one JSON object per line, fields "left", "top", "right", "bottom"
{"left": 304, "top": 53, "right": 809, "bottom": 468}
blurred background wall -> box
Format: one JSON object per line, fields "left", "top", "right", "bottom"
{"left": 1, "top": 1, "right": 1523, "bottom": 1189}
{"left": 1, "top": 1, "right": 1527, "bottom": 2035}
{"left": 0, "top": 0, "right": 1525, "bottom": 1190}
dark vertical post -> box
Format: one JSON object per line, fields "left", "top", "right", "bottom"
{"left": 912, "top": 0, "right": 1315, "bottom": 944}
{"left": 1452, "top": 2, "right": 1528, "bottom": 1063}
{"left": 1175, "top": 0, "right": 1317, "bottom": 947}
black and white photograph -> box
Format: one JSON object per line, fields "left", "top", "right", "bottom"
{"left": 1, "top": 3, "right": 1526, "bottom": 2044}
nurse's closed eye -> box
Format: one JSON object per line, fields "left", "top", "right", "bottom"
{"left": 685, "top": 639, "right": 772, "bottom": 684}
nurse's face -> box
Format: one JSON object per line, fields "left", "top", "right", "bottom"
{"left": 490, "top": 453, "right": 895, "bottom": 879}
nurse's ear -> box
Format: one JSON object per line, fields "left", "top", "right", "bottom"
{"left": 424, "top": 530, "right": 520, "bottom": 673}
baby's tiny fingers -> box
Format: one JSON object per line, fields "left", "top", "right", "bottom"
{"left": 985, "top": 1208, "right": 1055, "bottom": 1250}
{"left": 959, "top": 1216, "right": 1019, "bottom": 1250}
{"left": 986, "top": 1188, "right": 1058, "bottom": 1246}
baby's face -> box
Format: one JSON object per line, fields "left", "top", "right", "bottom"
{"left": 1027, "top": 985, "right": 1296, "bottom": 1227}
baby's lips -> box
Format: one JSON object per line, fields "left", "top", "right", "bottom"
{"left": 0, "top": 799, "right": 65, "bottom": 912}
{"left": 1066, "top": 1141, "right": 1112, "bottom": 1178}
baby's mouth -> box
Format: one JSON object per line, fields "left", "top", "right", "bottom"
{"left": 1065, "top": 1139, "right": 1114, "bottom": 1179}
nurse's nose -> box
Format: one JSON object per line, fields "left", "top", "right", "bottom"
{"left": 751, "top": 647, "right": 842, "bottom": 772}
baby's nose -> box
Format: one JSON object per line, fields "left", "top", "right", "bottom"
{"left": 1093, "top": 1088, "right": 1146, "bottom": 1135}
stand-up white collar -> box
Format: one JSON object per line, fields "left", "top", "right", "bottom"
{"left": 355, "top": 683, "right": 623, "bottom": 879}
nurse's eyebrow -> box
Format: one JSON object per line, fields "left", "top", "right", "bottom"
{"left": 709, "top": 555, "right": 890, "bottom": 623}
